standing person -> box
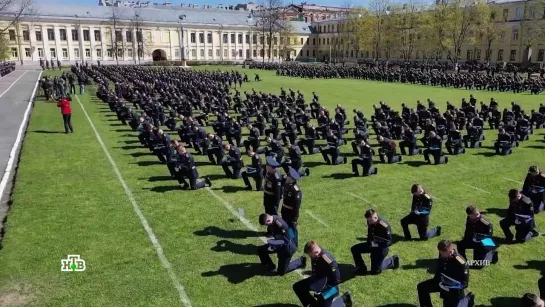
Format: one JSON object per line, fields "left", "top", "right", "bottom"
{"left": 57, "top": 96, "right": 73, "bottom": 134}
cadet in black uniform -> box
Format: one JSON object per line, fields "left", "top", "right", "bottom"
{"left": 207, "top": 133, "right": 224, "bottom": 164}
{"left": 221, "top": 144, "right": 243, "bottom": 179}
{"left": 494, "top": 128, "right": 514, "bottom": 155}
{"left": 293, "top": 241, "right": 353, "bottom": 307}
{"left": 152, "top": 129, "right": 172, "bottom": 163}
{"left": 351, "top": 140, "right": 377, "bottom": 177}
{"left": 522, "top": 166, "right": 545, "bottom": 213}
{"left": 282, "top": 140, "right": 310, "bottom": 178}
{"left": 401, "top": 184, "right": 441, "bottom": 240}
{"left": 377, "top": 136, "right": 402, "bottom": 164}
{"left": 298, "top": 122, "right": 320, "bottom": 155}
{"left": 242, "top": 149, "right": 263, "bottom": 191}
{"left": 320, "top": 130, "right": 347, "bottom": 165}
{"left": 457, "top": 205, "right": 498, "bottom": 267}
{"left": 423, "top": 131, "right": 448, "bottom": 164}
{"left": 351, "top": 209, "right": 399, "bottom": 275}
{"left": 263, "top": 156, "right": 283, "bottom": 221}
{"left": 417, "top": 240, "right": 473, "bottom": 307}
{"left": 173, "top": 145, "right": 211, "bottom": 190}
{"left": 257, "top": 214, "right": 305, "bottom": 275}
{"left": 500, "top": 189, "right": 538, "bottom": 242}
{"left": 281, "top": 168, "right": 303, "bottom": 247}
{"left": 244, "top": 124, "right": 261, "bottom": 151}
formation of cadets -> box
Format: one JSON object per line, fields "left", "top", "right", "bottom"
{"left": 0, "top": 61, "right": 15, "bottom": 77}
{"left": 65, "top": 63, "right": 545, "bottom": 306}
{"left": 39, "top": 58, "right": 62, "bottom": 71}
{"left": 249, "top": 62, "right": 545, "bottom": 94}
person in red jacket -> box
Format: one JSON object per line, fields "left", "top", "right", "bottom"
{"left": 57, "top": 96, "right": 73, "bottom": 133}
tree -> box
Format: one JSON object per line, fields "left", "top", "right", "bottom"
{"left": 278, "top": 22, "right": 294, "bottom": 61}
{"left": 347, "top": 7, "right": 372, "bottom": 60}
{"left": 388, "top": 0, "right": 424, "bottom": 61}
{"left": 476, "top": 5, "right": 502, "bottom": 62}
{"left": 0, "top": 34, "right": 9, "bottom": 59}
{"left": 426, "top": 0, "right": 485, "bottom": 66}
{"left": 0, "top": 0, "right": 33, "bottom": 34}
{"left": 129, "top": 10, "right": 151, "bottom": 64}
{"left": 256, "top": 0, "right": 289, "bottom": 62}
{"left": 367, "top": 0, "right": 391, "bottom": 61}
{"left": 105, "top": 6, "right": 123, "bottom": 64}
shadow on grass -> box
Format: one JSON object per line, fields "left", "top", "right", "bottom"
{"left": 472, "top": 296, "right": 521, "bottom": 307}
{"left": 473, "top": 152, "right": 498, "bottom": 157}
{"left": 322, "top": 173, "right": 353, "bottom": 180}
{"left": 526, "top": 145, "right": 545, "bottom": 149}
{"left": 122, "top": 140, "right": 141, "bottom": 144}
{"left": 129, "top": 152, "right": 153, "bottom": 158}
{"left": 401, "top": 258, "right": 436, "bottom": 274}
{"left": 114, "top": 128, "right": 134, "bottom": 133}
{"left": 376, "top": 304, "right": 417, "bottom": 307}
{"left": 403, "top": 161, "right": 428, "bottom": 167}
{"left": 110, "top": 123, "right": 128, "bottom": 127}
{"left": 201, "top": 262, "right": 263, "bottom": 284}
{"left": 303, "top": 161, "right": 324, "bottom": 168}
{"left": 133, "top": 160, "right": 163, "bottom": 167}
{"left": 144, "top": 175, "right": 173, "bottom": 182}
{"left": 481, "top": 208, "right": 507, "bottom": 218}
{"left": 513, "top": 260, "right": 545, "bottom": 273}
{"left": 31, "top": 130, "right": 63, "bottom": 134}
{"left": 146, "top": 185, "right": 181, "bottom": 193}
{"left": 215, "top": 185, "right": 248, "bottom": 193}
{"left": 194, "top": 226, "right": 264, "bottom": 239}
{"left": 253, "top": 304, "right": 299, "bottom": 307}
{"left": 210, "top": 240, "right": 259, "bottom": 256}
{"left": 116, "top": 145, "right": 144, "bottom": 150}
{"left": 339, "top": 263, "right": 356, "bottom": 283}
{"left": 356, "top": 233, "right": 405, "bottom": 244}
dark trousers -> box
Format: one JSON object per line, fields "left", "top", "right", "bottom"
{"left": 242, "top": 167, "right": 263, "bottom": 190}
{"left": 221, "top": 159, "right": 242, "bottom": 179}
{"left": 399, "top": 140, "right": 417, "bottom": 155}
{"left": 423, "top": 148, "right": 442, "bottom": 164}
{"left": 351, "top": 157, "right": 373, "bottom": 176}
{"left": 350, "top": 242, "right": 394, "bottom": 274}
{"left": 321, "top": 147, "right": 344, "bottom": 165}
{"left": 175, "top": 170, "right": 205, "bottom": 190}
{"left": 293, "top": 276, "right": 335, "bottom": 307}
{"left": 499, "top": 218, "right": 534, "bottom": 242}
{"left": 539, "top": 276, "right": 545, "bottom": 299}
{"left": 207, "top": 148, "right": 223, "bottom": 164}
{"left": 456, "top": 240, "right": 494, "bottom": 263}
{"left": 401, "top": 213, "right": 438, "bottom": 240}
{"left": 62, "top": 113, "right": 73, "bottom": 133}
{"left": 258, "top": 244, "right": 302, "bottom": 275}
{"left": 417, "top": 279, "right": 469, "bottom": 307}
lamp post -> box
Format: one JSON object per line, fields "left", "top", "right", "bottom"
{"left": 178, "top": 14, "right": 187, "bottom": 66}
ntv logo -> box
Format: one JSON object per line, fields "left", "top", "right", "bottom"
{"left": 61, "top": 255, "right": 86, "bottom": 272}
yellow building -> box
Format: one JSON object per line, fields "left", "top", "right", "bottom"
{"left": 0, "top": 3, "right": 313, "bottom": 64}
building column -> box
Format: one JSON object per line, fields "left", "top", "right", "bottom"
{"left": 100, "top": 27, "right": 107, "bottom": 61}
{"left": 78, "top": 25, "right": 85, "bottom": 62}
{"left": 41, "top": 25, "right": 49, "bottom": 60}
{"left": 89, "top": 26, "right": 96, "bottom": 61}
{"left": 249, "top": 32, "right": 253, "bottom": 60}
{"left": 132, "top": 27, "right": 138, "bottom": 63}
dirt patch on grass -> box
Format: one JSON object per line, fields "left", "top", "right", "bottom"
{"left": 0, "top": 283, "right": 33, "bottom": 306}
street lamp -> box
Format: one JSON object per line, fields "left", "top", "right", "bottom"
{"left": 178, "top": 14, "right": 187, "bottom": 66}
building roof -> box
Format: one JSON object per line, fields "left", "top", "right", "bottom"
{"left": 11, "top": 3, "right": 256, "bottom": 27}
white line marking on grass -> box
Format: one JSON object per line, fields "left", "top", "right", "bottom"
{"left": 463, "top": 183, "right": 491, "bottom": 194}
{"left": 305, "top": 210, "right": 329, "bottom": 227}
{"left": 75, "top": 96, "right": 192, "bottom": 307}
{"left": 206, "top": 187, "right": 306, "bottom": 278}
{"left": 0, "top": 70, "right": 28, "bottom": 99}
{"left": 0, "top": 71, "right": 41, "bottom": 204}
{"left": 347, "top": 192, "right": 373, "bottom": 205}
{"left": 504, "top": 178, "right": 523, "bottom": 185}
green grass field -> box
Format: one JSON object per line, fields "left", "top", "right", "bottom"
{"left": 0, "top": 66, "right": 544, "bottom": 307}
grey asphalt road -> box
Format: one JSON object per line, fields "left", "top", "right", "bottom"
{"left": 0, "top": 69, "right": 42, "bottom": 176}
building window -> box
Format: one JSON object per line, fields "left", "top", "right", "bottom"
{"left": 62, "top": 48, "right": 68, "bottom": 58}
{"left": 476, "top": 49, "right": 481, "bottom": 60}
{"left": 306, "top": 50, "right": 309, "bottom": 57}
{"left": 115, "top": 31, "right": 122, "bottom": 42}
{"left": 253, "top": 49, "right": 256, "bottom": 57}
{"left": 200, "top": 49, "right": 204, "bottom": 57}
{"left": 107, "top": 49, "right": 112, "bottom": 57}
{"left": 497, "top": 49, "right": 504, "bottom": 61}
{"left": 191, "top": 49, "right": 196, "bottom": 57}
{"left": 238, "top": 49, "right": 242, "bottom": 57}
{"left": 273, "top": 49, "right": 278, "bottom": 57}
{"left": 9, "top": 29, "right": 16, "bottom": 41}
{"left": 238, "top": 34, "right": 242, "bottom": 44}
{"left": 22, "top": 30, "right": 29, "bottom": 41}
{"left": 85, "top": 48, "right": 90, "bottom": 58}
{"left": 510, "top": 49, "right": 516, "bottom": 61}
{"left": 117, "top": 49, "right": 123, "bottom": 57}
{"left": 230, "top": 34, "right": 235, "bottom": 44}
{"left": 82, "top": 30, "right": 89, "bottom": 41}
{"left": 199, "top": 33, "right": 204, "bottom": 43}
{"left": 190, "top": 33, "right": 196, "bottom": 43}
{"left": 59, "top": 29, "right": 67, "bottom": 41}
{"left": 223, "top": 34, "right": 228, "bottom": 43}
{"left": 502, "top": 8, "right": 509, "bottom": 20}
{"left": 312, "top": 49, "right": 315, "bottom": 57}
{"left": 245, "top": 34, "right": 249, "bottom": 44}
{"left": 36, "top": 30, "right": 42, "bottom": 41}
{"left": 231, "top": 49, "right": 236, "bottom": 57}
{"left": 50, "top": 48, "right": 56, "bottom": 58}
{"left": 174, "top": 49, "right": 179, "bottom": 58}
{"left": 11, "top": 47, "right": 17, "bottom": 58}
{"left": 38, "top": 48, "right": 44, "bottom": 57}
{"left": 538, "top": 49, "right": 544, "bottom": 62}
{"left": 207, "top": 33, "right": 212, "bottom": 44}
{"left": 252, "top": 34, "right": 257, "bottom": 44}
{"left": 74, "top": 48, "right": 80, "bottom": 58}
{"left": 260, "top": 49, "right": 264, "bottom": 57}
{"left": 512, "top": 29, "right": 519, "bottom": 40}
{"left": 128, "top": 49, "right": 133, "bottom": 57}
{"left": 274, "top": 37, "right": 278, "bottom": 45}
{"left": 260, "top": 36, "right": 264, "bottom": 44}
{"left": 47, "top": 28, "right": 54, "bottom": 41}
{"left": 300, "top": 38, "right": 304, "bottom": 45}
{"left": 223, "top": 49, "right": 228, "bottom": 57}
{"left": 208, "top": 49, "right": 213, "bottom": 57}
{"left": 246, "top": 49, "right": 250, "bottom": 58}
{"left": 25, "top": 48, "right": 30, "bottom": 57}
{"left": 95, "top": 30, "right": 101, "bottom": 41}
{"left": 71, "top": 29, "right": 78, "bottom": 41}
{"left": 126, "top": 31, "right": 132, "bottom": 42}
{"left": 515, "top": 7, "right": 522, "bottom": 19}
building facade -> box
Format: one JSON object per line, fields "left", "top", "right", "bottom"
{"left": 2, "top": 0, "right": 543, "bottom": 65}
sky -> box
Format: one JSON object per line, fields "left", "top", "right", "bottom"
{"left": 35, "top": 0, "right": 362, "bottom": 8}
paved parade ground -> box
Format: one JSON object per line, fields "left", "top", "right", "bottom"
{"left": 0, "top": 66, "right": 544, "bottom": 306}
